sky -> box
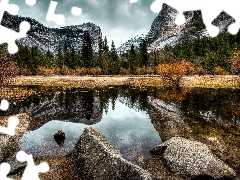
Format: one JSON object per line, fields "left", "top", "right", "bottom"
{"left": 9, "top": 0, "right": 159, "bottom": 48}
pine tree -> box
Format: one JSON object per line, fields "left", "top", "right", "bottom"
{"left": 100, "top": 36, "right": 110, "bottom": 74}
{"left": 19, "top": 46, "right": 34, "bottom": 74}
{"left": 81, "top": 31, "right": 93, "bottom": 68}
{"left": 63, "top": 42, "right": 71, "bottom": 67}
{"left": 103, "top": 36, "right": 109, "bottom": 53}
{"left": 57, "top": 43, "right": 64, "bottom": 68}
{"left": 139, "top": 39, "right": 148, "bottom": 67}
{"left": 102, "top": 53, "right": 110, "bottom": 75}
{"left": 30, "top": 46, "right": 41, "bottom": 74}
{"left": 97, "top": 38, "right": 104, "bottom": 68}
{"left": 45, "top": 48, "right": 55, "bottom": 67}
{"left": 110, "top": 40, "right": 119, "bottom": 74}
{"left": 129, "top": 44, "right": 136, "bottom": 73}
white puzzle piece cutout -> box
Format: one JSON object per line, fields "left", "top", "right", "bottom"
{"left": 0, "top": 0, "right": 30, "bottom": 54}
{"left": 0, "top": 100, "right": 19, "bottom": 136}
{"left": 150, "top": 0, "right": 240, "bottom": 37}
{"left": 46, "top": 0, "right": 65, "bottom": 25}
{"left": 71, "top": 6, "right": 82, "bottom": 16}
{"left": 25, "top": 0, "right": 36, "bottom": 6}
{"left": 129, "top": 0, "right": 138, "bottom": 4}
{"left": 0, "top": 99, "right": 9, "bottom": 111}
{"left": 46, "top": 0, "right": 82, "bottom": 25}
{"left": 0, "top": 163, "right": 13, "bottom": 180}
{"left": 0, "top": 116, "right": 19, "bottom": 136}
{"left": 16, "top": 151, "right": 49, "bottom": 180}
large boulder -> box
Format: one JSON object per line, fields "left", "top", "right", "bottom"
{"left": 72, "top": 126, "right": 153, "bottom": 180}
{"left": 150, "top": 137, "right": 236, "bottom": 179}
{"left": 0, "top": 114, "right": 30, "bottom": 174}
{"left": 0, "top": 114, "right": 30, "bottom": 162}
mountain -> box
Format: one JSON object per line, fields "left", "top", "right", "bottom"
{"left": 117, "top": 3, "right": 235, "bottom": 53}
{"left": 3, "top": 89, "right": 103, "bottom": 129}
{"left": 1, "top": 12, "right": 103, "bottom": 54}
{"left": 117, "top": 33, "right": 147, "bottom": 54}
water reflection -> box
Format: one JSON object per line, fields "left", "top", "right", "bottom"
{"left": 18, "top": 98, "right": 161, "bottom": 164}
{"left": 19, "top": 120, "right": 86, "bottom": 157}
{"left": 6, "top": 85, "right": 240, "bottom": 166}
{"left": 93, "top": 100, "right": 161, "bottom": 162}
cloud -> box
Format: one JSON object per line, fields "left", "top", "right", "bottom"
{"left": 9, "top": 0, "right": 157, "bottom": 47}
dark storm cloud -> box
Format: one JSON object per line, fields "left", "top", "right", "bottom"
{"left": 9, "top": 0, "right": 158, "bottom": 47}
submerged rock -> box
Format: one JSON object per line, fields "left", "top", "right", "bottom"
{"left": 72, "top": 126, "right": 153, "bottom": 180}
{"left": 53, "top": 130, "right": 65, "bottom": 147}
{"left": 150, "top": 137, "right": 236, "bottom": 179}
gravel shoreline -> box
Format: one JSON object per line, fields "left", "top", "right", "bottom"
{"left": 11, "top": 75, "right": 240, "bottom": 88}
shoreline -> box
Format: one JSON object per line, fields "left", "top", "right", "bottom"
{"left": 11, "top": 75, "right": 240, "bottom": 88}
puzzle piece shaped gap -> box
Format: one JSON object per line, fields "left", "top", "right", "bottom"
{"left": 0, "top": 116, "right": 19, "bottom": 136}
{"left": 25, "top": 0, "right": 36, "bottom": 6}
{"left": 150, "top": 0, "right": 240, "bottom": 37}
{"left": 16, "top": 151, "right": 49, "bottom": 180}
{"left": 0, "top": 21, "right": 30, "bottom": 54}
{"left": 71, "top": 6, "right": 82, "bottom": 16}
{"left": 46, "top": 0, "right": 65, "bottom": 26}
{"left": 129, "top": 0, "right": 138, "bottom": 4}
{"left": 0, "top": 0, "right": 31, "bottom": 53}
{"left": 0, "top": 0, "right": 19, "bottom": 23}
{"left": 0, "top": 99, "right": 9, "bottom": 111}
{"left": 0, "top": 163, "right": 13, "bottom": 180}
{"left": 0, "top": 100, "right": 19, "bottom": 136}
{"left": 46, "top": 1, "right": 82, "bottom": 25}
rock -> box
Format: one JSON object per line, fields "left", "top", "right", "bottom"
{"left": 8, "top": 158, "right": 27, "bottom": 175}
{"left": 150, "top": 137, "right": 236, "bottom": 179}
{"left": 72, "top": 126, "right": 153, "bottom": 180}
{"left": 0, "top": 113, "right": 30, "bottom": 163}
{"left": 148, "top": 97, "right": 240, "bottom": 175}
{"left": 53, "top": 130, "right": 65, "bottom": 147}
{"left": 148, "top": 98, "right": 191, "bottom": 142}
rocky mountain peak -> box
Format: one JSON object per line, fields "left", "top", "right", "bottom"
{"left": 1, "top": 12, "right": 103, "bottom": 54}
{"left": 118, "top": 3, "right": 236, "bottom": 53}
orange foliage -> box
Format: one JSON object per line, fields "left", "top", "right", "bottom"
{"left": 88, "top": 67, "right": 102, "bottom": 76}
{"left": 230, "top": 51, "right": 240, "bottom": 74}
{"left": 195, "top": 66, "right": 206, "bottom": 76}
{"left": 75, "top": 67, "right": 87, "bottom": 76}
{"left": 136, "top": 66, "right": 154, "bottom": 75}
{"left": 61, "top": 66, "right": 75, "bottom": 75}
{"left": 156, "top": 60, "right": 195, "bottom": 80}
{"left": 214, "top": 66, "right": 231, "bottom": 75}
{"left": 119, "top": 67, "right": 130, "bottom": 75}
{"left": 20, "top": 68, "right": 32, "bottom": 76}
{"left": 37, "top": 66, "right": 60, "bottom": 76}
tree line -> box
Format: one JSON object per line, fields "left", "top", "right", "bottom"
{"left": 6, "top": 31, "right": 150, "bottom": 76}
{"left": 0, "top": 28, "right": 240, "bottom": 85}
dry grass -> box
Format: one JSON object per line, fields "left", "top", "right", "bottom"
{"left": 119, "top": 67, "right": 131, "bottom": 75}
{"left": 214, "top": 66, "right": 231, "bottom": 75}
{"left": 75, "top": 67, "right": 87, "bottom": 76}
{"left": 195, "top": 66, "right": 206, "bottom": 76}
{"left": 88, "top": 67, "right": 102, "bottom": 76}
{"left": 37, "top": 67, "right": 61, "bottom": 76}
{"left": 230, "top": 51, "right": 240, "bottom": 74}
{"left": 136, "top": 66, "right": 154, "bottom": 75}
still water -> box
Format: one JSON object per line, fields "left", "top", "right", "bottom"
{"left": 18, "top": 99, "right": 161, "bottom": 163}
{"left": 3, "top": 85, "right": 240, "bottom": 165}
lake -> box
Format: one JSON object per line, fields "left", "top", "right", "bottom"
{"left": 2, "top": 85, "right": 240, "bottom": 169}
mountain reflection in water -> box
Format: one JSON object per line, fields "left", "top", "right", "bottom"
{"left": 18, "top": 90, "right": 161, "bottom": 164}
{"left": 2, "top": 86, "right": 239, "bottom": 165}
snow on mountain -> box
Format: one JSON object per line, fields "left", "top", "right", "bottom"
{"left": 1, "top": 12, "right": 103, "bottom": 54}
{"left": 117, "top": 33, "right": 147, "bottom": 54}
{"left": 117, "top": 3, "right": 235, "bottom": 53}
